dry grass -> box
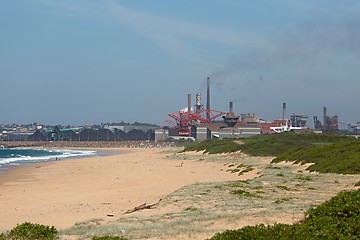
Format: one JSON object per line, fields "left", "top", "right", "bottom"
{"left": 60, "top": 151, "right": 360, "bottom": 240}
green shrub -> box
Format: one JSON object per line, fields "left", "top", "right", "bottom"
{"left": 238, "top": 132, "right": 354, "bottom": 157}
{"left": 0, "top": 233, "right": 6, "bottom": 240}
{"left": 273, "top": 140, "right": 360, "bottom": 174}
{"left": 5, "top": 222, "right": 58, "bottom": 240}
{"left": 182, "top": 133, "right": 356, "bottom": 159}
{"left": 181, "top": 139, "right": 242, "bottom": 154}
{"left": 297, "top": 189, "right": 360, "bottom": 238}
{"left": 231, "top": 189, "right": 259, "bottom": 198}
{"left": 209, "top": 223, "right": 294, "bottom": 240}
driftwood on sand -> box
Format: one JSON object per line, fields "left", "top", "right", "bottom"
{"left": 124, "top": 199, "right": 162, "bottom": 214}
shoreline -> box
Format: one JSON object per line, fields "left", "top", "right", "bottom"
{"left": 0, "top": 140, "right": 173, "bottom": 175}
{"left": 0, "top": 147, "right": 125, "bottom": 185}
{"left": 0, "top": 148, "right": 110, "bottom": 175}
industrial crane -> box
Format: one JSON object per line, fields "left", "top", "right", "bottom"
{"left": 163, "top": 76, "right": 226, "bottom": 136}
{"left": 166, "top": 108, "right": 225, "bottom": 136}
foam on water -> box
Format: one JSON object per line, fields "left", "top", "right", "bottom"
{"left": 0, "top": 148, "right": 97, "bottom": 169}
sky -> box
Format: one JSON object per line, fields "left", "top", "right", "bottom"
{"left": 1, "top": 0, "right": 360, "bottom": 126}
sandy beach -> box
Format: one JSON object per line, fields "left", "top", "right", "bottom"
{"left": 0, "top": 147, "right": 247, "bottom": 232}
{"left": 1, "top": 146, "right": 358, "bottom": 240}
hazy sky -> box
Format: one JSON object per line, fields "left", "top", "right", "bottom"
{"left": 1, "top": 0, "right": 359, "bottom": 126}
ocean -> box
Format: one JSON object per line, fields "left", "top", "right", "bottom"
{"left": 0, "top": 148, "right": 97, "bottom": 171}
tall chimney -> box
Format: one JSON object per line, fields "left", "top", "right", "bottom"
{"left": 282, "top": 102, "right": 286, "bottom": 121}
{"left": 195, "top": 93, "right": 201, "bottom": 114}
{"left": 223, "top": 101, "right": 239, "bottom": 127}
{"left": 187, "top": 94, "right": 191, "bottom": 113}
{"left": 323, "top": 107, "right": 327, "bottom": 128}
{"left": 206, "top": 77, "right": 210, "bottom": 122}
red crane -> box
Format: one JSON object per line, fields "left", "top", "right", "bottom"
{"left": 163, "top": 77, "right": 225, "bottom": 136}
{"left": 165, "top": 108, "right": 225, "bottom": 136}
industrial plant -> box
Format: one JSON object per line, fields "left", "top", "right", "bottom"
{"left": 156, "top": 77, "right": 360, "bottom": 142}
{"left": 1, "top": 77, "right": 359, "bottom": 143}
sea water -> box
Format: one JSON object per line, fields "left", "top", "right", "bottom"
{"left": 0, "top": 148, "right": 97, "bottom": 171}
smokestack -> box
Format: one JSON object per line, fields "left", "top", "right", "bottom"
{"left": 187, "top": 94, "right": 191, "bottom": 113}
{"left": 195, "top": 93, "right": 201, "bottom": 114}
{"left": 223, "top": 101, "right": 239, "bottom": 127}
{"left": 323, "top": 107, "right": 327, "bottom": 128}
{"left": 206, "top": 77, "right": 210, "bottom": 122}
{"left": 282, "top": 102, "right": 286, "bottom": 121}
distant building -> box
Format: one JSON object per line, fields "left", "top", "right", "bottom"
{"left": 28, "top": 130, "right": 49, "bottom": 141}
{"left": 241, "top": 113, "right": 266, "bottom": 124}
{"left": 78, "top": 129, "right": 116, "bottom": 141}
{"left": 103, "top": 125, "right": 125, "bottom": 132}
{"left": 259, "top": 120, "right": 288, "bottom": 134}
{"left": 218, "top": 125, "right": 261, "bottom": 139}
{"left": 290, "top": 114, "right": 308, "bottom": 128}
{"left": 188, "top": 124, "right": 261, "bottom": 141}
{"left": 155, "top": 129, "right": 169, "bottom": 142}
{"left": 314, "top": 107, "right": 339, "bottom": 133}
{"left": 191, "top": 125, "right": 211, "bottom": 142}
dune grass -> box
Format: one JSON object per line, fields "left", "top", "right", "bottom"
{"left": 208, "top": 188, "right": 360, "bottom": 240}
{"left": 182, "top": 132, "right": 360, "bottom": 174}
{"left": 181, "top": 139, "right": 242, "bottom": 154}
{"left": 181, "top": 133, "right": 360, "bottom": 239}
{"left": 272, "top": 140, "right": 360, "bottom": 174}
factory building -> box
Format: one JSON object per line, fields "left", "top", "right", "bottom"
{"left": 161, "top": 77, "right": 351, "bottom": 140}
{"left": 78, "top": 129, "right": 116, "bottom": 141}
{"left": 240, "top": 113, "right": 266, "bottom": 124}
{"left": 175, "top": 101, "right": 261, "bottom": 141}
{"left": 155, "top": 129, "right": 169, "bottom": 142}
{"left": 161, "top": 77, "right": 265, "bottom": 141}
{"left": 290, "top": 115, "right": 308, "bottom": 128}
{"left": 314, "top": 107, "right": 338, "bottom": 133}
{"left": 218, "top": 125, "right": 261, "bottom": 139}
{"left": 27, "top": 128, "right": 154, "bottom": 141}
{"left": 28, "top": 130, "right": 51, "bottom": 141}
{"left": 222, "top": 102, "right": 239, "bottom": 127}
{"left": 191, "top": 125, "right": 212, "bottom": 142}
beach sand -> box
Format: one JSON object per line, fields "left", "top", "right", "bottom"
{"left": 1, "top": 146, "right": 358, "bottom": 240}
{"left": 0, "top": 147, "right": 252, "bottom": 232}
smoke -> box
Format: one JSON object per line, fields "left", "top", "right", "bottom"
{"left": 205, "top": 9, "right": 360, "bottom": 122}
{"left": 209, "top": 13, "right": 360, "bottom": 89}
{"left": 277, "top": 19, "right": 360, "bottom": 62}
{"left": 210, "top": 54, "right": 263, "bottom": 80}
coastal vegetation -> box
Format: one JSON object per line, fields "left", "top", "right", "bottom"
{"left": 272, "top": 140, "right": 360, "bottom": 174}
{"left": 54, "top": 144, "right": 358, "bottom": 239}
{"left": 181, "top": 138, "right": 243, "bottom": 154}
{"left": 208, "top": 188, "right": 360, "bottom": 240}
{"left": 182, "top": 132, "right": 360, "bottom": 174}
{"left": 0, "top": 222, "right": 59, "bottom": 240}
{"left": 2, "top": 188, "right": 359, "bottom": 239}
{"left": 181, "top": 133, "right": 360, "bottom": 239}
{"left": 0, "top": 222, "right": 129, "bottom": 240}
